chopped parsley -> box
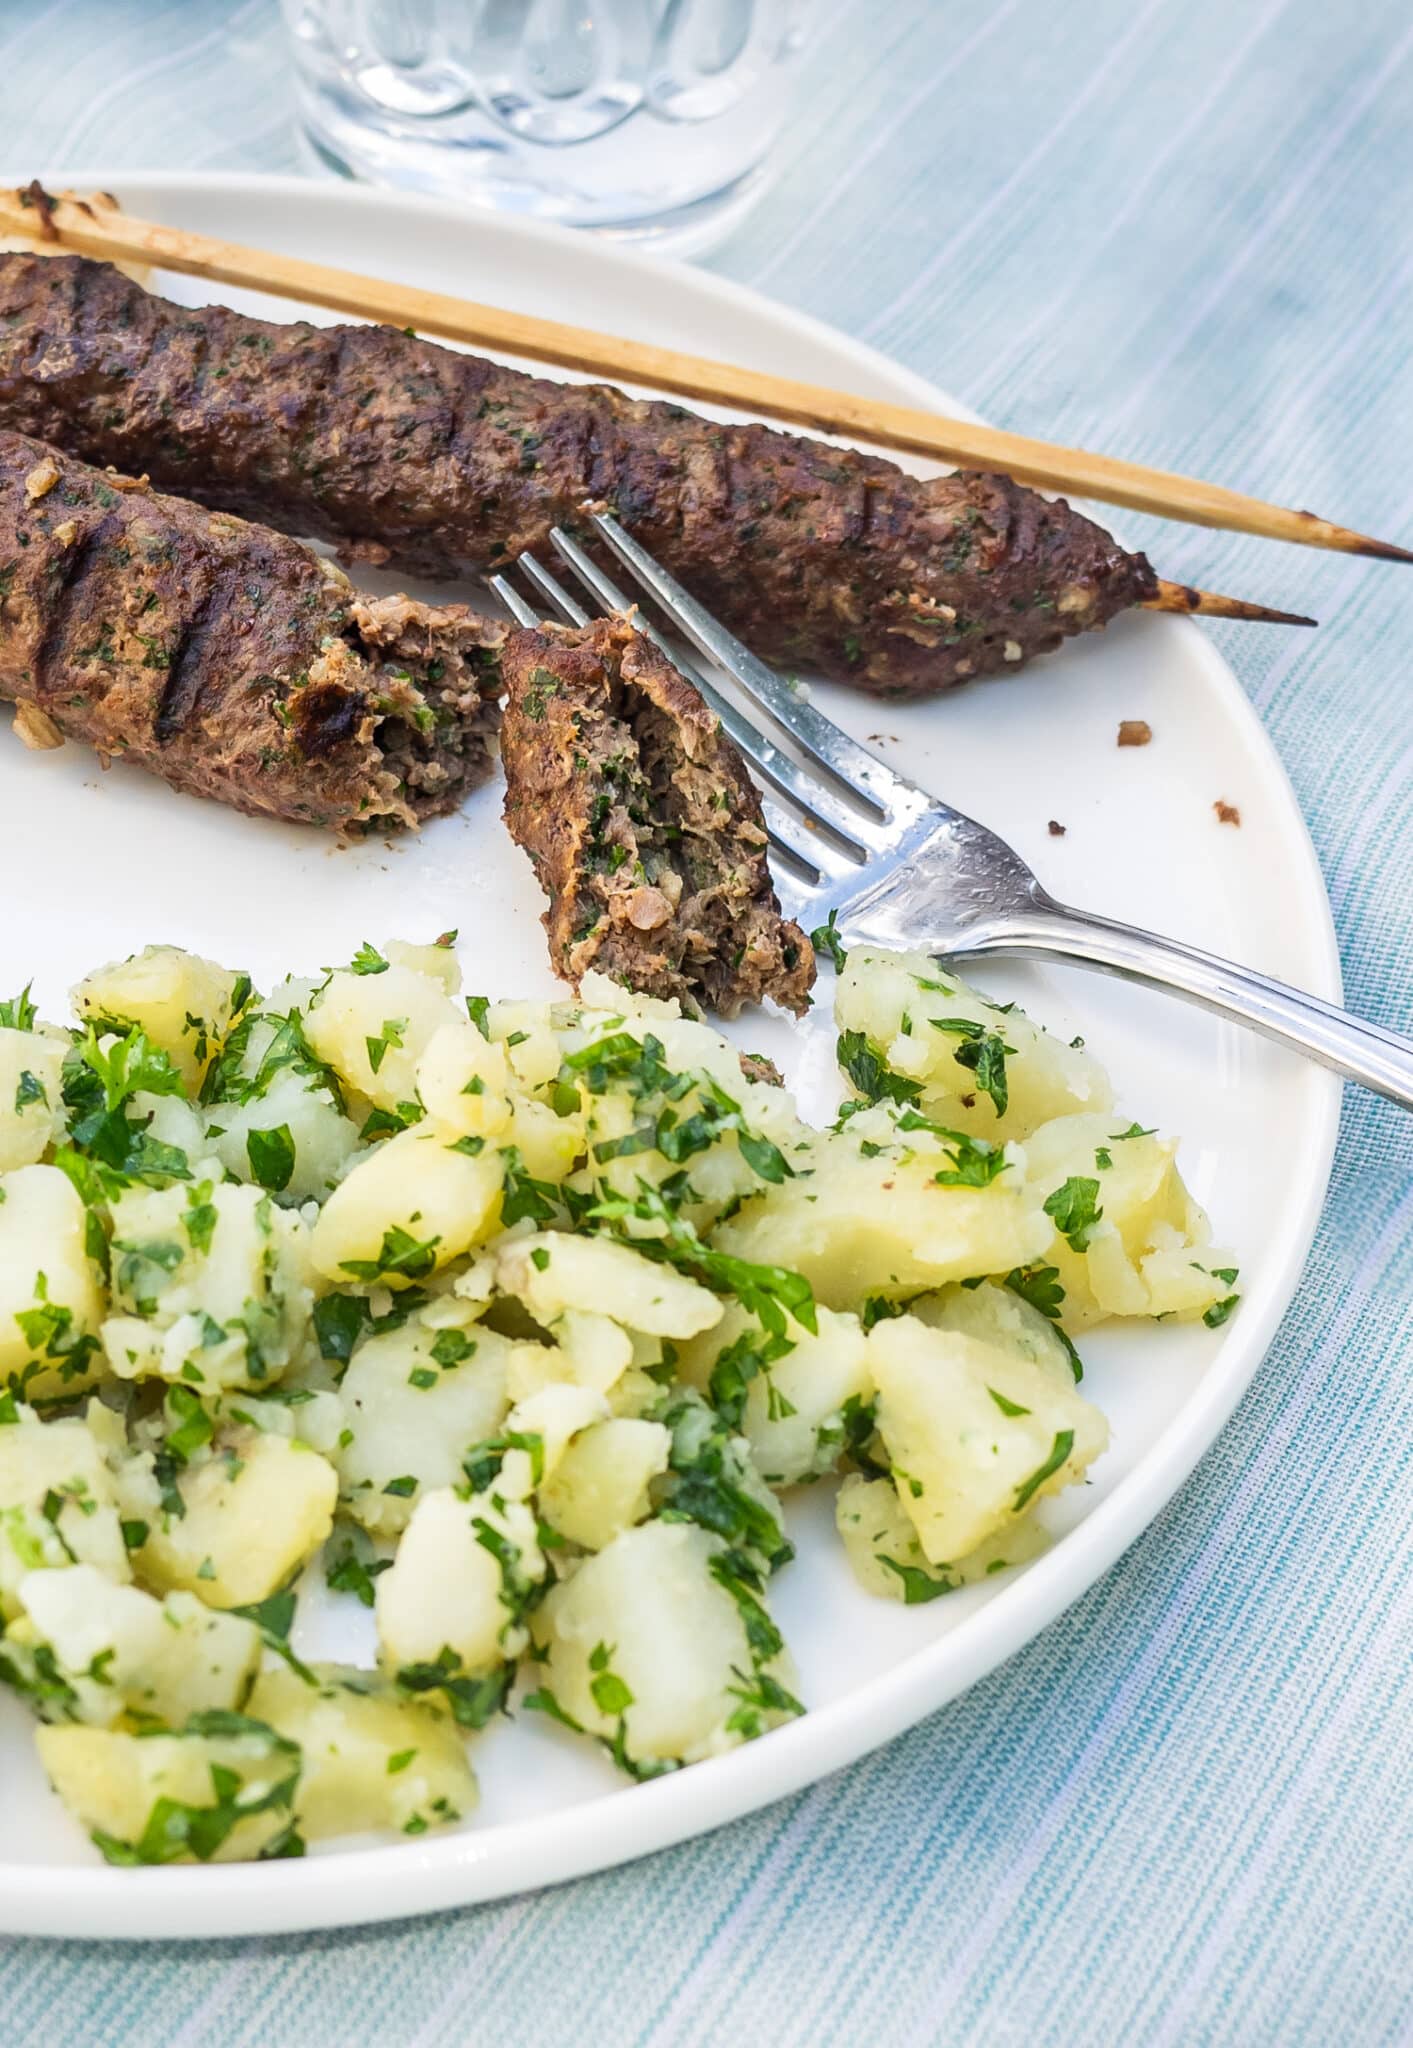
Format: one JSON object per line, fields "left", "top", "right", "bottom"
{"left": 809, "top": 910, "right": 848, "bottom": 973}
{"left": 1043, "top": 1176, "right": 1104, "bottom": 1253}
{"left": 1012, "top": 1430, "right": 1075, "bottom": 1513}
{"left": 929, "top": 1017, "right": 1014, "bottom": 1117}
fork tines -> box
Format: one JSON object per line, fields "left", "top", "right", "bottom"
{"left": 490, "top": 511, "right": 935, "bottom": 910}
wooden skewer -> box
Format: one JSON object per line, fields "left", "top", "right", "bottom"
{"left": 0, "top": 185, "right": 1356, "bottom": 633}
{"left": 1149, "top": 580, "right": 1315, "bottom": 626}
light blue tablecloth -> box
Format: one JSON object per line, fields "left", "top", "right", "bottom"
{"left": 3, "top": 2, "right": 1413, "bottom": 2040}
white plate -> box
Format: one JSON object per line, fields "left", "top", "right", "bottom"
{"left": 0, "top": 172, "right": 1339, "bottom": 1940}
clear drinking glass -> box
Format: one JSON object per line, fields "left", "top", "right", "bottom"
{"left": 281, "top": 0, "right": 810, "bottom": 257}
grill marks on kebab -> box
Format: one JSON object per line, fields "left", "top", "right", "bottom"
{"left": 0, "top": 251, "right": 1158, "bottom": 698}
{"left": 501, "top": 616, "right": 815, "bottom": 1017}
{"left": 0, "top": 429, "right": 504, "bottom": 832}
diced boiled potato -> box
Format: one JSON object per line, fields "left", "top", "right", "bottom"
{"left": 336, "top": 1316, "right": 510, "bottom": 1533}
{"left": 497, "top": 1232, "right": 721, "bottom": 1340}
{"left": 501, "top": 1383, "right": 609, "bottom": 1492}
{"left": 134, "top": 1433, "right": 337, "bottom": 1608}
{"left": 575, "top": 979, "right": 801, "bottom": 1138}
{"left": 130, "top": 1088, "right": 212, "bottom": 1168}
{"left": 0, "top": 1027, "right": 65, "bottom": 1170}
{"left": 304, "top": 963, "right": 460, "bottom": 1112}
{"left": 103, "top": 1180, "right": 314, "bottom": 1389}
{"left": 554, "top": 1311, "right": 634, "bottom": 1395}
{"left": 209, "top": 1387, "right": 347, "bottom": 1460}
{"left": 835, "top": 950, "right": 1112, "bottom": 1141}
{"left": 385, "top": 938, "right": 462, "bottom": 996}
{"left": 713, "top": 1130, "right": 1050, "bottom": 1313}
{"left": 908, "top": 1279, "right": 1077, "bottom": 1383}
{"left": 677, "top": 1302, "right": 872, "bottom": 1487}
{"left": 867, "top": 1316, "right": 1108, "bottom": 1565}
{"left": 376, "top": 1486, "right": 544, "bottom": 1674}
{"left": 483, "top": 1000, "right": 561, "bottom": 1091}
{"left": 654, "top": 1389, "right": 792, "bottom": 1571}
{"left": 72, "top": 946, "right": 246, "bottom": 1090}
{"left": 1021, "top": 1112, "right": 1234, "bottom": 1326}
{"left": 13, "top": 1566, "right": 260, "bottom": 1726}
{"left": 416, "top": 1023, "right": 513, "bottom": 1139}
{"left": 248, "top": 1665, "right": 476, "bottom": 1841}
{"left": 505, "top": 1097, "right": 583, "bottom": 1185}
{"left": 0, "top": 1166, "right": 105, "bottom": 1399}
{"left": 206, "top": 1066, "right": 362, "bottom": 1204}
{"left": 835, "top": 1473, "right": 1048, "bottom": 1602}
{"left": 36, "top": 1719, "right": 300, "bottom": 1863}
{"left": 562, "top": 994, "right": 806, "bottom": 1225}
{"left": 537, "top": 1418, "right": 670, "bottom": 1550}
{"left": 531, "top": 1520, "right": 798, "bottom": 1769}
{"left": 0, "top": 1408, "right": 129, "bottom": 1618}
{"left": 309, "top": 1126, "right": 503, "bottom": 1287}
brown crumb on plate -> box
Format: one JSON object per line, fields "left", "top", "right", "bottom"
{"left": 1214, "top": 799, "right": 1241, "bottom": 826}
{"left": 1048, "top": 819, "right": 1066, "bottom": 837}
{"left": 1117, "top": 719, "right": 1152, "bottom": 747}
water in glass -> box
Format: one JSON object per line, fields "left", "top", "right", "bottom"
{"left": 281, "top": 0, "right": 809, "bottom": 256}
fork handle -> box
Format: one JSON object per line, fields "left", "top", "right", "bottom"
{"left": 956, "top": 899, "right": 1413, "bottom": 1109}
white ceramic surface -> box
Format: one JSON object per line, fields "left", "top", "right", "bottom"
{"left": 0, "top": 172, "right": 1340, "bottom": 1940}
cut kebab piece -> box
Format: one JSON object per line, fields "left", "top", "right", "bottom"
{"left": 501, "top": 615, "right": 815, "bottom": 1017}
{"left": 0, "top": 430, "right": 504, "bottom": 832}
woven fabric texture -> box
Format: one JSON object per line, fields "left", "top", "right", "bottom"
{"left": 1, "top": 1, "right": 1411, "bottom": 2040}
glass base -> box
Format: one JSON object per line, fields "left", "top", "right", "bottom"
{"left": 295, "top": 118, "right": 773, "bottom": 263}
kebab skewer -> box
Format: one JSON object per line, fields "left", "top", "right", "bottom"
{"left": 0, "top": 428, "right": 504, "bottom": 832}
{"left": 0, "top": 254, "right": 1309, "bottom": 705}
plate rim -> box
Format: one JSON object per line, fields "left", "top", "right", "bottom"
{"left": 0, "top": 167, "right": 1342, "bottom": 1941}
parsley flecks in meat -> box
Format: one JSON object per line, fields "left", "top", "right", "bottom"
{"left": 1012, "top": 1430, "right": 1075, "bottom": 1513}
{"left": 1043, "top": 1176, "right": 1104, "bottom": 1253}
{"left": 929, "top": 1017, "right": 1014, "bottom": 1117}
{"left": 836, "top": 1030, "right": 922, "bottom": 1109}
{"left": 522, "top": 667, "right": 562, "bottom": 721}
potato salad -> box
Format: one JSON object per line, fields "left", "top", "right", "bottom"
{"left": 0, "top": 935, "right": 1238, "bottom": 1865}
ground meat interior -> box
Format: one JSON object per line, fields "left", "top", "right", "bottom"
{"left": 340, "top": 596, "right": 504, "bottom": 830}
{"left": 576, "top": 690, "right": 801, "bottom": 1013}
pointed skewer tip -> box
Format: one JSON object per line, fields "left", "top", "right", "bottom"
{"left": 1353, "top": 534, "right": 1413, "bottom": 566}
{"left": 1146, "top": 579, "right": 1316, "bottom": 628}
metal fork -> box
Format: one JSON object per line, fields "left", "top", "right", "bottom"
{"left": 490, "top": 512, "right": 1413, "bottom": 1110}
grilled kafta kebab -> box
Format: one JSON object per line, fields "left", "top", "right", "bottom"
{"left": 501, "top": 615, "right": 814, "bottom": 1018}
{"left": 0, "top": 428, "right": 504, "bottom": 831}
{"left": 0, "top": 252, "right": 1158, "bottom": 698}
